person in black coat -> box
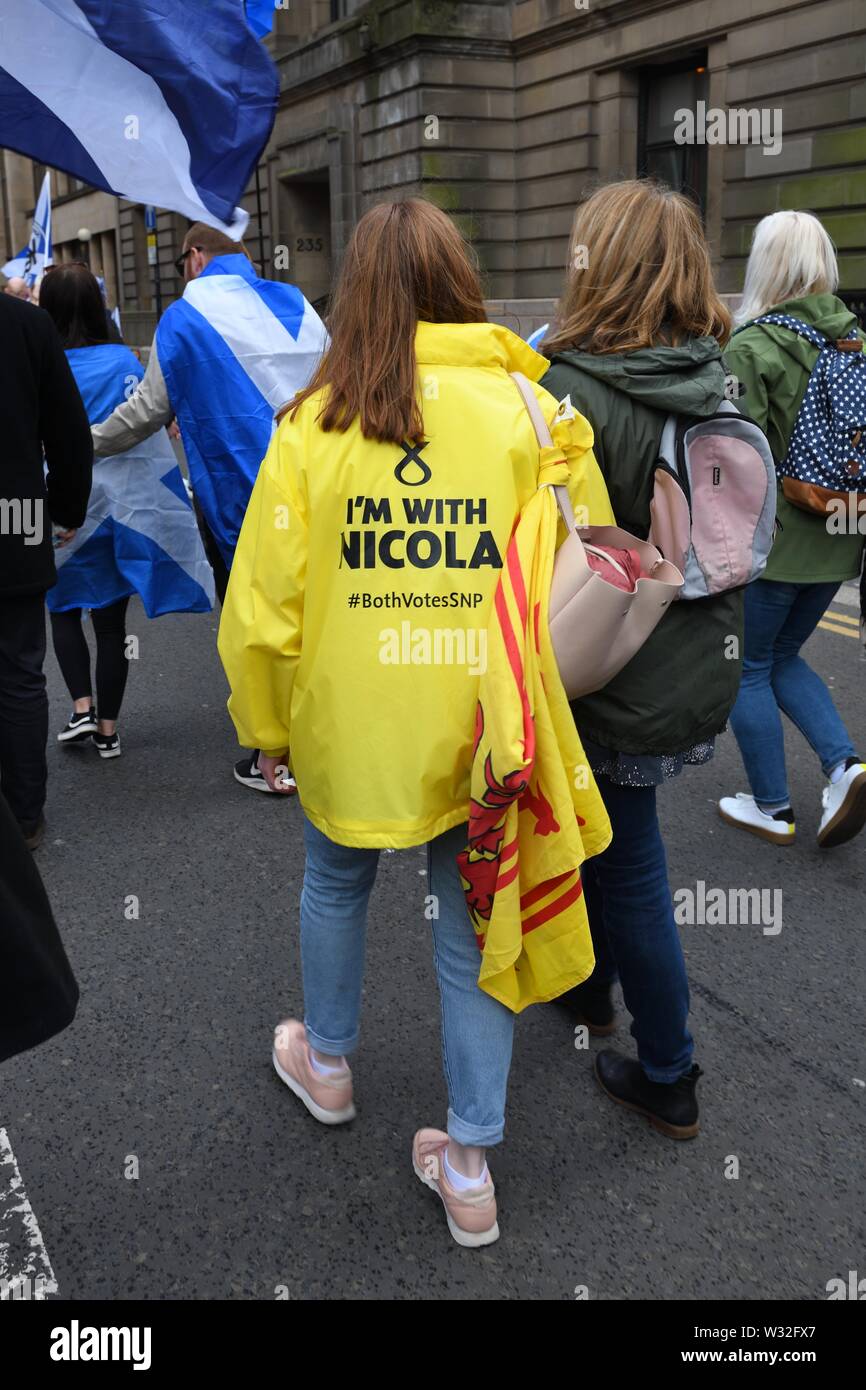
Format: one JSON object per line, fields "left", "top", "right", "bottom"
{"left": 0, "top": 788, "right": 78, "bottom": 1065}
{"left": 0, "top": 292, "right": 92, "bottom": 848}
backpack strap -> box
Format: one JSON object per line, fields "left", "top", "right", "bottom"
{"left": 510, "top": 372, "right": 576, "bottom": 530}
{"left": 748, "top": 314, "right": 831, "bottom": 351}
{"left": 658, "top": 413, "right": 678, "bottom": 469}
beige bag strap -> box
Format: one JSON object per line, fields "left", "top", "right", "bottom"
{"left": 510, "top": 372, "right": 576, "bottom": 531}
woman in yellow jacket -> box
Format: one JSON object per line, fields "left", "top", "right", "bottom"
{"left": 218, "top": 199, "right": 612, "bottom": 1247}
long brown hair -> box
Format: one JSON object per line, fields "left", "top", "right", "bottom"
{"left": 542, "top": 180, "right": 730, "bottom": 356}
{"left": 39, "top": 263, "right": 111, "bottom": 349}
{"left": 290, "top": 199, "right": 487, "bottom": 443}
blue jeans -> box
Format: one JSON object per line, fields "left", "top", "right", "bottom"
{"left": 299, "top": 816, "right": 515, "bottom": 1147}
{"left": 729, "top": 579, "right": 856, "bottom": 806}
{"left": 580, "top": 777, "right": 693, "bottom": 1083}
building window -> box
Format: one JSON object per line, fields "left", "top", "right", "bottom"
{"left": 638, "top": 55, "right": 708, "bottom": 212}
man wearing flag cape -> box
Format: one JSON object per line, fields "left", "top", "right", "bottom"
{"left": 91, "top": 223, "right": 328, "bottom": 793}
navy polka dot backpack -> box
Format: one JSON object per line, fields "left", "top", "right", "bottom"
{"left": 749, "top": 313, "right": 866, "bottom": 516}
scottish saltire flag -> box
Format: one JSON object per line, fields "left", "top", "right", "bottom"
{"left": 2, "top": 171, "right": 52, "bottom": 285}
{"left": 48, "top": 345, "right": 215, "bottom": 616}
{"left": 0, "top": 0, "right": 279, "bottom": 237}
{"left": 156, "top": 253, "right": 328, "bottom": 566}
{"left": 245, "top": 0, "right": 277, "bottom": 39}
{"left": 527, "top": 324, "right": 550, "bottom": 352}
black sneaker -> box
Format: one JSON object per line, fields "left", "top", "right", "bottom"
{"left": 92, "top": 730, "right": 121, "bottom": 759}
{"left": 233, "top": 752, "right": 296, "bottom": 794}
{"left": 557, "top": 978, "right": 617, "bottom": 1036}
{"left": 57, "top": 707, "right": 97, "bottom": 743}
{"left": 594, "top": 1049, "right": 703, "bottom": 1140}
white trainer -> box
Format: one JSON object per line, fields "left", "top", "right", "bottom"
{"left": 718, "top": 793, "right": 795, "bottom": 846}
{"left": 818, "top": 761, "right": 866, "bottom": 849}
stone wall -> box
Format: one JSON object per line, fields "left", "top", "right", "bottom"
{"left": 261, "top": 0, "right": 866, "bottom": 303}
{"left": 2, "top": 1, "right": 863, "bottom": 311}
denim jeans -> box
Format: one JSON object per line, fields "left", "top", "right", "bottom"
{"left": 299, "top": 816, "right": 515, "bottom": 1147}
{"left": 580, "top": 776, "right": 693, "bottom": 1084}
{"left": 729, "top": 579, "right": 856, "bottom": 807}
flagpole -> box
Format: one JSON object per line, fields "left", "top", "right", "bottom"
{"left": 254, "top": 163, "right": 266, "bottom": 276}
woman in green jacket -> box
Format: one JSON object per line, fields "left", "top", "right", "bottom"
{"left": 539, "top": 180, "right": 737, "bottom": 1140}
{"left": 720, "top": 211, "right": 866, "bottom": 850}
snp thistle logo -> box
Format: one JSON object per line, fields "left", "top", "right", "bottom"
{"left": 395, "top": 440, "right": 432, "bottom": 487}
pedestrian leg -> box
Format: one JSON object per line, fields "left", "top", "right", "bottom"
{"left": 49, "top": 607, "right": 94, "bottom": 707}
{"left": 728, "top": 579, "right": 800, "bottom": 807}
{"left": 91, "top": 597, "right": 131, "bottom": 733}
{"left": 769, "top": 581, "right": 858, "bottom": 774}
{"left": 298, "top": 814, "right": 379, "bottom": 1058}
{"left": 587, "top": 777, "right": 693, "bottom": 1083}
{"left": 0, "top": 594, "right": 49, "bottom": 832}
{"left": 427, "top": 823, "right": 515, "bottom": 1150}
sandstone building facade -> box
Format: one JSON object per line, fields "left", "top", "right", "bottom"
{"left": 2, "top": 0, "right": 864, "bottom": 340}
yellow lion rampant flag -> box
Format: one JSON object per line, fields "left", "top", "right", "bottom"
{"left": 457, "top": 442, "right": 612, "bottom": 1013}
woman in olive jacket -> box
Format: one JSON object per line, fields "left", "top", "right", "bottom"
{"left": 720, "top": 211, "right": 865, "bottom": 850}
{"left": 539, "top": 180, "right": 740, "bottom": 1140}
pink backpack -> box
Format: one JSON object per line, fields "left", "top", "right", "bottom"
{"left": 649, "top": 402, "right": 776, "bottom": 599}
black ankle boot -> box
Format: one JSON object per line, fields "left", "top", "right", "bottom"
{"left": 557, "top": 978, "right": 616, "bottom": 1036}
{"left": 594, "top": 1049, "right": 702, "bottom": 1139}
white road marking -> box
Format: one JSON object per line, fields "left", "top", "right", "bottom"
{"left": 0, "top": 1128, "right": 58, "bottom": 1300}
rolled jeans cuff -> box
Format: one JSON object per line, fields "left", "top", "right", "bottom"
{"left": 446, "top": 1106, "right": 504, "bottom": 1148}
{"left": 304, "top": 1020, "right": 359, "bottom": 1058}
{"left": 641, "top": 1057, "right": 694, "bottom": 1085}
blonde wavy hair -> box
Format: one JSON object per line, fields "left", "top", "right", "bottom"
{"left": 542, "top": 180, "right": 730, "bottom": 356}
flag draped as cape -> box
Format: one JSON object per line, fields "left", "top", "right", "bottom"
{"left": 48, "top": 344, "right": 214, "bottom": 616}
{"left": 156, "top": 254, "right": 327, "bottom": 567}
{"left": 458, "top": 437, "right": 612, "bottom": 1012}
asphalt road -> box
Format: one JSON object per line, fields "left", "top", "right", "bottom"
{"left": 1, "top": 585, "right": 864, "bottom": 1301}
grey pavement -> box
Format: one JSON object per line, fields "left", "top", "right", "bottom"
{"left": 1, "top": 588, "right": 864, "bottom": 1301}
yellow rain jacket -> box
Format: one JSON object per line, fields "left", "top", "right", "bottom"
{"left": 218, "top": 321, "right": 614, "bottom": 850}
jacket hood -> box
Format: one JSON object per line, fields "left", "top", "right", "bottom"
{"left": 414, "top": 321, "right": 549, "bottom": 380}
{"left": 546, "top": 337, "right": 728, "bottom": 417}
{"left": 732, "top": 294, "right": 860, "bottom": 373}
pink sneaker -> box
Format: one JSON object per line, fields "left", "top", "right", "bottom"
{"left": 412, "top": 1128, "right": 499, "bottom": 1247}
{"left": 272, "top": 1019, "right": 356, "bottom": 1125}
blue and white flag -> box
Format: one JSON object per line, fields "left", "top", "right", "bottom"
{"left": 48, "top": 344, "right": 215, "bottom": 617}
{"left": 245, "top": 0, "right": 277, "bottom": 39}
{"left": 0, "top": 0, "right": 279, "bottom": 237}
{"left": 156, "top": 253, "right": 328, "bottom": 567}
{"left": 527, "top": 324, "right": 550, "bottom": 352}
{"left": 2, "top": 171, "right": 52, "bottom": 285}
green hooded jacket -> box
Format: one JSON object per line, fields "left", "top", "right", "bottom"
{"left": 725, "top": 293, "right": 865, "bottom": 583}
{"left": 540, "top": 338, "right": 744, "bottom": 757}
